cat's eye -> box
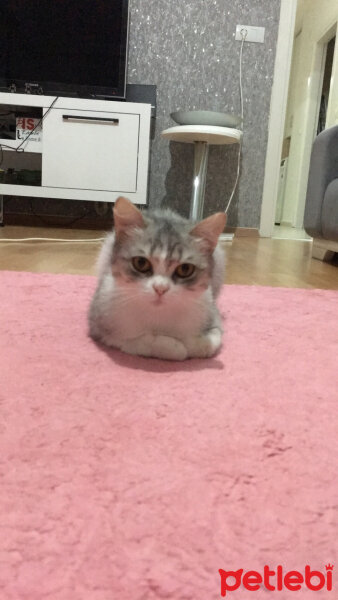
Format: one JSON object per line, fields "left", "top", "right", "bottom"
{"left": 131, "top": 256, "right": 152, "bottom": 274}
{"left": 174, "top": 263, "right": 195, "bottom": 278}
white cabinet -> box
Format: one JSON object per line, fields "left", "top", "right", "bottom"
{"left": 0, "top": 93, "right": 151, "bottom": 205}
{"left": 42, "top": 108, "right": 140, "bottom": 192}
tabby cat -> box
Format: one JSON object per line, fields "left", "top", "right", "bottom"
{"left": 88, "top": 196, "right": 226, "bottom": 360}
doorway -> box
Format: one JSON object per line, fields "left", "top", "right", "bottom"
{"left": 260, "top": 0, "right": 338, "bottom": 238}
{"left": 272, "top": 12, "right": 337, "bottom": 238}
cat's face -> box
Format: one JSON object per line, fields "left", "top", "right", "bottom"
{"left": 112, "top": 222, "right": 211, "bottom": 306}
{"left": 110, "top": 197, "right": 226, "bottom": 307}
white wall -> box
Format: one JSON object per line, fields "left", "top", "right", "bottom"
{"left": 282, "top": 0, "right": 338, "bottom": 227}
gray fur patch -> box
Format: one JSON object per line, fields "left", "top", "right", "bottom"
{"left": 112, "top": 208, "right": 213, "bottom": 283}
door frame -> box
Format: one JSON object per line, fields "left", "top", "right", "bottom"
{"left": 259, "top": 0, "right": 297, "bottom": 237}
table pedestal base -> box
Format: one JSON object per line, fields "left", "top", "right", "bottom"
{"left": 190, "top": 142, "right": 209, "bottom": 221}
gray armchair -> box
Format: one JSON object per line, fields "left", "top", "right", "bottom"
{"left": 304, "top": 125, "right": 338, "bottom": 260}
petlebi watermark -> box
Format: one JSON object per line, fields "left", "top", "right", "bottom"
{"left": 218, "top": 564, "right": 334, "bottom": 596}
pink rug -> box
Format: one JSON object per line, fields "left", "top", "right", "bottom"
{"left": 0, "top": 271, "right": 337, "bottom": 599}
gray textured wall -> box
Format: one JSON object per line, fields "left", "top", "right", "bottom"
{"left": 128, "top": 0, "right": 281, "bottom": 227}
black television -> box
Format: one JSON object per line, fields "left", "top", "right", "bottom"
{"left": 0, "top": 0, "right": 129, "bottom": 99}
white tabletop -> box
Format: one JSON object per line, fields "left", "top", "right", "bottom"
{"left": 161, "top": 125, "right": 242, "bottom": 145}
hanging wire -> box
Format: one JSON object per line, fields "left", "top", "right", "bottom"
{"left": 224, "top": 28, "right": 247, "bottom": 214}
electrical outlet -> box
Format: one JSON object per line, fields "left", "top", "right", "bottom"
{"left": 235, "top": 25, "right": 265, "bottom": 43}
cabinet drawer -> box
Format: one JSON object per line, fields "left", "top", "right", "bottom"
{"left": 42, "top": 108, "right": 140, "bottom": 192}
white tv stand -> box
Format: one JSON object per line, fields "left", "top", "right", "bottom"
{"left": 0, "top": 92, "right": 151, "bottom": 224}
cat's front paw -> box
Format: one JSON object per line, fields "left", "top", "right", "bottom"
{"left": 185, "top": 328, "right": 222, "bottom": 358}
{"left": 121, "top": 334, "right": 188, "bottom": 361}
{"left": 152, "top": 335, "right": 188, "bottom": 361}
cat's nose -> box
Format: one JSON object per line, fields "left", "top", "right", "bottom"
{"left": 153, "top": 283, "right": 169, "bottom": 296}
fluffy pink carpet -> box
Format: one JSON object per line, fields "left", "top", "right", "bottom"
{"left": 0, "top": 271, "right": 337, "bottom": 599}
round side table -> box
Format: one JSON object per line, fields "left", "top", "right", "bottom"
{"left": 161, "top": 125, "right": 242, "bottom": 220}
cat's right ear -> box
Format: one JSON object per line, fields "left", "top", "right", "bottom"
{"left": 113, "top": 197, "right": 145, "bottom": 238}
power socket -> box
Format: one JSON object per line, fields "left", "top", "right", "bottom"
{"left": 235, "top": 25, "right": 265, "bottom": 43}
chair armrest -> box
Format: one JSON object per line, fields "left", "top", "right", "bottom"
{"left": 304, "top": 125, "right": 338, "bottom": 238}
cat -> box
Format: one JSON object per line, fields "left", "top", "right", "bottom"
{"left": 88, "top": 196, "right": 226, "bottom": 360}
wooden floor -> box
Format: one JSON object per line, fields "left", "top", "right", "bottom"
{"left": 0, "top": 225, "right": 338, "bottom": 289}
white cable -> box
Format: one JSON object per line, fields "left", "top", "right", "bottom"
{"left": 224, "top": 29, "right": 247, "bottom": 215}
{"left": 0, "top": 237, "right": 104, "bottom": 243}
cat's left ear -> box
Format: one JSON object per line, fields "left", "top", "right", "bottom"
{"left": 190, "top": 212, "right": 227, "bottom": 250}
{"left": 113, "top": 196, "right": 145, "bottom": 238}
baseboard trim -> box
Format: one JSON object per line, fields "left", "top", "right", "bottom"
{"left": 226, "top": 227, "right": 259, "bottom": 238}
{"left": 5, "top": 214, "right": 260, "bottom": 239}
{"left": 3, "top": 213, "right": 112, "bottom": 231}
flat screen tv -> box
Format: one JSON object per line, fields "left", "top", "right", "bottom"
{"left": 0, "top": 0, "right": 129, "bottom": 99}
